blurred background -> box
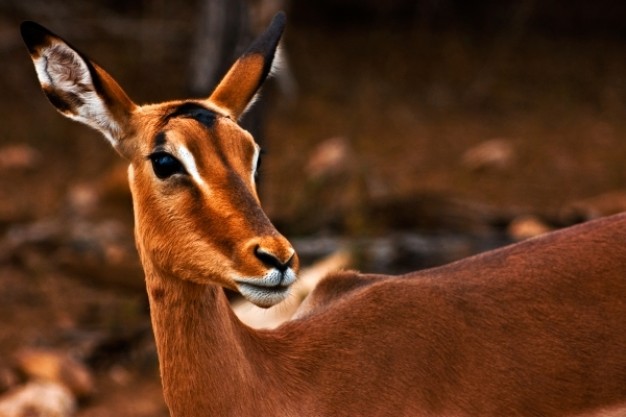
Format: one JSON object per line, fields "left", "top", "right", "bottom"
{"left": 1, "top": 0, "right": 626, "bottom": 415}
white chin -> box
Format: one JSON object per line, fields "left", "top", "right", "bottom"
{"left": 234, "top": 268, "right": 297, "bottom": 308}
{"left": 237, "top": 283, "right": 290, "bottom": 308}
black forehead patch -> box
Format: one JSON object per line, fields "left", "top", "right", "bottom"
{"left": 154, "top": 131, "right": 166, "bottom": 148}
{"left": 168, "top": 102, "right": 216, "bottom": 129}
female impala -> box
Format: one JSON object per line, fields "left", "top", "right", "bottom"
{"left": 22, "top": 13, "right": 626, "bottom": 417}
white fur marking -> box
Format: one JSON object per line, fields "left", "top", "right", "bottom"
{"left": 177, "top": 145, "right": 209, "bottom": 191}
{"left": 251, "top": 144, "right": 261, "bottom": 186}
{"left": 269, "top": 45, "right": 285, "bottom": 79}
{"left": 235, "top": 268, "right": 297, "bottom": 307}
{"left": 34, "top": 42, "right": 121, "bottom": 146}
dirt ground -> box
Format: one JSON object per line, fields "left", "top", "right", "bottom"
{"left": 2, "top": 6, "right": 626, "bottom": 416}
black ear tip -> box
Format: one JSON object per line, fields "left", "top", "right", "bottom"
{"left": 20, "top": 21, "right": 54, "bottom": 51}
{"left": 271, "top": 11, "right": 287, "bottom": 28}
{"left": 245, "top": 11, "right": 287, "bottom": 58}
{"left": 20, "top": 20, "right": 38, "bottom": 32}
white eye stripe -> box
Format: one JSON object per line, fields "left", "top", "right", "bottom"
{"left": 168, "top": 142, "right": 258, "bottom": 191}
{"left": 176, "top": 145, "right": 209, "bottom": 191}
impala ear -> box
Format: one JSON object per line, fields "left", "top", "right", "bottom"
{"left": 20, "top": 21, "right": 136, "bottom": 151}
{"left": 208, "top": 12, "right": 286, "bottom": 120}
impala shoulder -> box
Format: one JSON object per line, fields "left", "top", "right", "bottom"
{"left": 294, "top": 270, "right": 385, "bottom": 318}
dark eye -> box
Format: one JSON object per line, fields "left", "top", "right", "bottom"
{"left": 149, "top": 152, "right": 186, "bottom": 179}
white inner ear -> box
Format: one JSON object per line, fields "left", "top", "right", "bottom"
{"left": 268, "top": 45, "right": 285, "bottom": 79}
{"left": 35, "top": 43, "right": 92, "bottom": 92}
{"left": 34, "top": 41, "right": 122, "bottom": 146}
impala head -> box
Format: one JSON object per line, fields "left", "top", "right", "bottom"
{"left": 21, "top": 13, "right": 298, "bottom": 307}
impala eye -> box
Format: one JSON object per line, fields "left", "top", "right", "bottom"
{"left": 149, "top": 152, "right": 186, "bottom": 179}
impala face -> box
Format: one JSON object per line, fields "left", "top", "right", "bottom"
{"left": 21, "top": 13, "right": 298, "bottom": 308}
{"left": 129, "top": 101, "right": 298, "bottom": 307}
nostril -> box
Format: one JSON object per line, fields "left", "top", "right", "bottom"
{"left": 254, "top": 246, "right": 293, "bottom": 272}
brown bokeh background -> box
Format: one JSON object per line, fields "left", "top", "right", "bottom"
{"left": 1, "top": 1, "right": 626, "bottom": 415}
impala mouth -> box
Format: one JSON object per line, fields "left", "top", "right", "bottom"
{"left": 235, "top": 269, "right": 297, "bottom": 308}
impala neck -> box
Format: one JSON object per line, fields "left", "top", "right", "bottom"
{"left": 144, "top": 262, "right": 277, "bottom": 416}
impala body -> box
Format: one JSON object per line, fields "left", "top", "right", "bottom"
{"left": 21, "top": 13, "right": 626, "bottom": 417}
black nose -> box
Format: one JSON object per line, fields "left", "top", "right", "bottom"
{"left": 254, "top": 246, "right": 294, "bottom": 272}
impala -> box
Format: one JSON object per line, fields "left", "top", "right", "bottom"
{"left": 21, "top": 13, "right": 626, "bottom": 417}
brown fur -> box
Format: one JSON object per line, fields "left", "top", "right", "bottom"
{"left": 210, "top": 54, "right": 267, "bottom": 118}
{"left": 22, "top": 15, "right": 626, "bottom": 417}
{"left": 148, "top": 214, "right": 626, "bottom": 417}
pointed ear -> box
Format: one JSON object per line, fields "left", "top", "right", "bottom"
{"left": 20, "top": 21, "right": 136, "bottom": 151}
{"left": 208, "top": 12, "right": 286, "bottom": 119}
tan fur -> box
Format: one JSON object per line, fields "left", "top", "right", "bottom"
{"left": 22, "top": 16, "right": 626, "bottom": 417}
{"left": 209, "top": 55, "right": 267, "bottom": 118}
